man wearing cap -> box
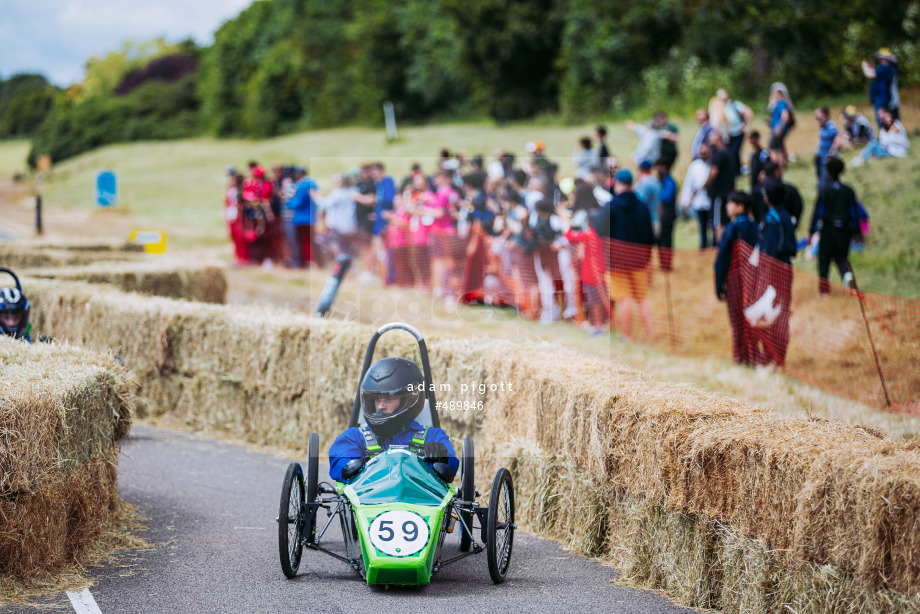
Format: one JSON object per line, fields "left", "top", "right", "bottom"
{"left": 862, "top": 48, "right": 900, "bottom": 128}
{"left": 593, "top": 169, "right": 655, "bottom": 341}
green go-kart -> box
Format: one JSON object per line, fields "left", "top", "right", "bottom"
{"left": 277, "top": 322, "right": 515, "bottom": 585}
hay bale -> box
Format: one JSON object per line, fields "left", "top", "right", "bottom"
{"left": 26, "top": 261, "right": 227, "bottom": 304}
{"left": 0, "top": 337, "right": 134, "bottom": 579}
{"left": 23, "top": 280, "right": 920, "bottom": 604}
{"left": 0, "top": 244, "right": 145, "bottom": 270}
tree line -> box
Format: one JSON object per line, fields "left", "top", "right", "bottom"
{"left": 7, "top": 0, "right": 917, "bottom": 166}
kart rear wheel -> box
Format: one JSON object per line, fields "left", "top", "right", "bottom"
{"left": 278, "top": 462, "right": 305, "bottom": 578}
{"left": 459, "top": 436, "right": 475, "bottom": 552}
{"left": 486, "top": 468, "right": 515, "bottom": 584}
{"left": 304, "top": 433, "right": 320, "bottom": 544}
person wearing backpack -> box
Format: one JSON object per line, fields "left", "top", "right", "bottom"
{"left": 754, "top": 182, "right": 797, "bottom": 366}
{"left": 809, "top": 158, "right": 862, "bottom": 297}
{"left": 714, "top": 192, "right": 760, "bottom": 365}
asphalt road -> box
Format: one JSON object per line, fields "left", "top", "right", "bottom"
{"left": 5, "top": 426, "right": 693, "bottom": 613}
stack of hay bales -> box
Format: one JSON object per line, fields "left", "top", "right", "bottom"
{"left": 26, "top": 260, "right": 227, "bottom": 304}
{"left": 0, "top": 241, "right": 145, "bottom": 270}
{"left": 26, "top": 280, "right": 481, "bottom": 442}
{"left": 25, "top": 280, "right": 920, "bottom": 611}
{"left": 0, "top": 337, "right": 133, "bottom": 579}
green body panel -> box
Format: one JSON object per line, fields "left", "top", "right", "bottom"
{"left": 340, "top": 449, "right": 456, "bottom": 585}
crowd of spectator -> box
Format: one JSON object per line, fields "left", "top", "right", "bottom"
{"left": 223, "top": 48, "right": 909, "bottom": 364}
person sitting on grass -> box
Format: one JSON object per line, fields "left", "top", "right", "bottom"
{"left": 328, "top": 357, "right": 458, "bottom": 482}
{"left": 833, "top": 106, "right": 875, "bottom": 153}
{"left": 0, "top": 268, "right": 31, "bottom": 342}
{"left": 851, "top": 108, "right": 910, "bottom": 166}
{"left": 714, "top": 192, "right": 759, "bottom": 365}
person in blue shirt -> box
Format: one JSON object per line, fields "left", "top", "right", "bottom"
{"left": 329, "top": 357, "right": 459, "bottom": 483}
{"left": 863, "top": 48, "right": 900, "bottom": 129}
{"left": 714, "top": 192, "right": 760, "bottom": 365}
{"left": 813, "top": 107, "right": 838, "bottom": 189}
{"left": 655, "top": 158, "right": 678, "bottom": 272}
{"left": 767, "top": 82, "right": 795, "bottom": 171}
{"left": 0, "top": 268, "right": 32, "bottom": 342}
{"left": 285, "top": 169, "right": 320, "bottom": 267}
{"left": 367, "top": 163, "right": 396, "bottom": 284}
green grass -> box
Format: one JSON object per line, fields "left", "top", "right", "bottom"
{"left": 1, "top": 110, "right": 918, "bottom": 296}
{"left": 0, "top": 141, "right": 30, "bottom": 178}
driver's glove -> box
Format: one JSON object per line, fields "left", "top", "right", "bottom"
{"left": 422, "top": 441, "right": 449, "bottom": 464}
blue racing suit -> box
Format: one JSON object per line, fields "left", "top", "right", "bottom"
{"left": 328, "top": 420, "right": 459, "bottom": 481}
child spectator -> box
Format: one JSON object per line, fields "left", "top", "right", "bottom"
{"left": 427, "top": 170, "right": 460, "bottom": 298}
{"left": 286, "top": 168, "right": 321, "bottom": 267}
{"left": 404, "top": 172, "right": 435, "bottom": 288}
{"left": 317, "top": 172, "right": 358, "bottom": 259}
{"left": 748, "top": 131, "right": 768, "bottom": 196}
{"left": 809, "top": 158, "right": 862, "bottom": 297}
{"left": 532, "top": 199, "right": 564, "bottom": 323}
{"left": 565, "top": 210, "right": 608, "bottom": 335}
{"left": 679, "top": 143, "right": 714, "bottom": 248}
{"left": 383, "top": 193, "right": 414, "bottom": 287}
{"left": 656, "top": 158, "right": 678, "bottom": 272}
{"left": 225, "top": 170, "right": 250, "bottom": 265}
{"left": 754, "top": 182, "right": 796, "bottom": 367}
{"left": 714, "top": 192, "right": 759, "bottom": 365}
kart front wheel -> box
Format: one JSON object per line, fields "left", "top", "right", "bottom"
{"left": 304, "top": 433, "right": 320, "bottom": 545}
{"left": 459, "top": 436, "right": 475, "bottom": 552}
{"left": 486, "top": 468, "right": 515, "bottom": 584}
{"left": 278, "top": 462, "right": 305, "bottom": 578}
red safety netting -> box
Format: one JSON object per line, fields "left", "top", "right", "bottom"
{"left": 316, "top": 227, "right": 920, "bottom": 413}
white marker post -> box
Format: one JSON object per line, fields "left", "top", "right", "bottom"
{"left": 383, "top": 101, "right": 398, "bottom": 142}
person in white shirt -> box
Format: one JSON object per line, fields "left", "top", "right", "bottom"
{"left": 317, "top": 173, "right": 358, "bottom": 256}
{"left": 679, "top": 143, "right": 715, "bottom": 248}
{"left": 852, "top": 107, "right": 910, "bottom": 166}
{"left": 572, "top": 136, "right": 600, "bottom": 179}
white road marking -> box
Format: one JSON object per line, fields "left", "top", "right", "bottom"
{"left": 67, "top": 588, "right": 103, "bottom": 614}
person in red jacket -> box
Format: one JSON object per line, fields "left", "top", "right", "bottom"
{"left": 565, "top": 210, "right": 609, "bottom": 336}
{"left": 225, "top": 169, "right": 250, "bottom": 265}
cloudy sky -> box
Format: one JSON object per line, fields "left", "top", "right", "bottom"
{"left": 0, "top": 0, "right": 251, "bottom": 86}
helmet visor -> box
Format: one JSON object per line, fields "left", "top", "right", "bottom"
{"left": 362, "top": 389, "right": 422, "bottom": 422}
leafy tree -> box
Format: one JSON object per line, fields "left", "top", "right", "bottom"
{"left": 0, "top": 74, "right": 57, "bottom": 138}
{"left": 81, "top": 38, "right": 184, "bottom": 99}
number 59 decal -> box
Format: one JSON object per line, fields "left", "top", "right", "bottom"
{"left": 368, "top": 510, "right": 430, "bottom": 557}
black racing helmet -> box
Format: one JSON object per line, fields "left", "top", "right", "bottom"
{"left": 0, "top": 268, "right": 30, "bottom": 339}
{"left": 360, "top": 357, "right": 425, "bottom": 439}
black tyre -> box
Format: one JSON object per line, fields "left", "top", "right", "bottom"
{"left": 459, "top": 436, "right": 475, "bottom": 552}
{"left": 304, "top": 433, "right": 320, "bottom": 545}
{"left": 486, "top": 468, "right": 515, "bottom": 584}
{"left": 278, "top": 462, "right": 305, "bottom": 578}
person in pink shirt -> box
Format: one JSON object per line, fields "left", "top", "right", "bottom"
{"left": 405, "top": 173, "right": 435, "bottom": 288}
{"left": 423, "top": 170, "right": 460, "bottom": 297}
{"left": 383, "top": 195, "right": 413, "bottom": 287}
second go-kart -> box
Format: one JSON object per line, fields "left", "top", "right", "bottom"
{"left": 276, "top": 322, "right": 515, "bottom": 585}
